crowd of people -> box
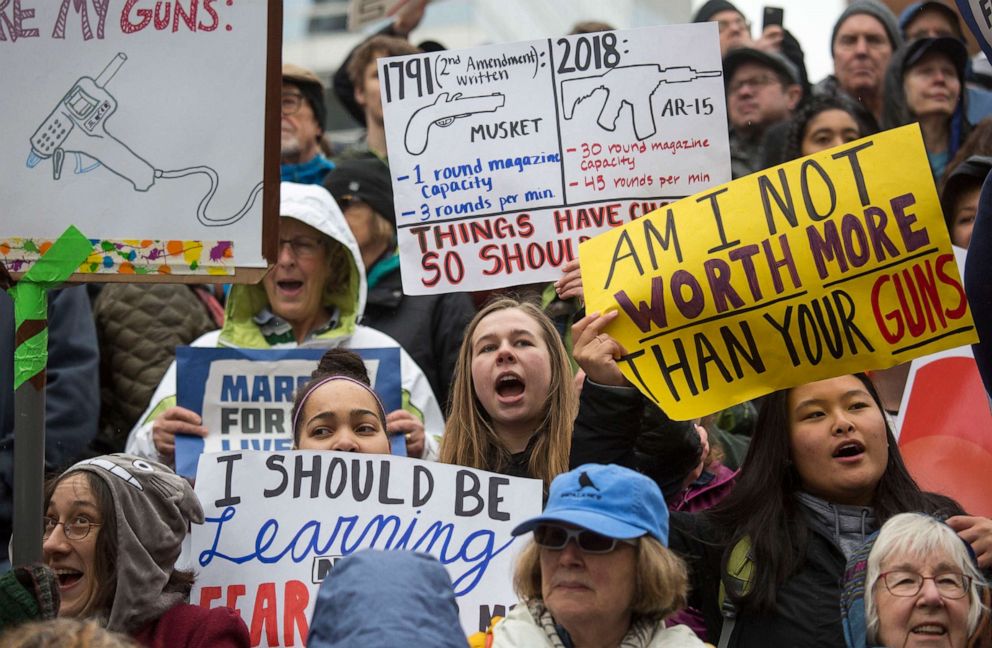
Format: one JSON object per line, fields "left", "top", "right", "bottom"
{"left": 2, "top": 0, "right": 992, "bottom": 646}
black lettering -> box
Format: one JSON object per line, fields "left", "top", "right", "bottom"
{"left": 215, "top": 453, "right": 243, "bottom": 506}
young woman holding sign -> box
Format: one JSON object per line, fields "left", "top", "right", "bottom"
{"left": 440, "top": 297, "right": 577, "bottom": 490}
{"left": 569, "top": 311, "right": 992, "bottom": 647}
{"left": 41, "top": 454, "right": 249, "bottom": 647}
{"left": 290, "top": 348, "right": 391, "bottom": 454}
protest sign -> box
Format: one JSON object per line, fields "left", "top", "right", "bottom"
{"left": 174, "top": 347, "right": 403, "bottom": 476}
{"left": 379, "top": 23, "right": 731, "bottom": 294}
{"left": 190, "top": 451, "right": 542, "bottom": 645}
{"left": 896, "top": 347, "right": 992, "bottom": 516}
{"left": 0, "top": 0, "right": 280, "bottom": 281}
{"left": 896, "top": 247, "right": 992, "bottom": 516}
{"left": 581, "top": 125, "right": 978, "bottom": 420}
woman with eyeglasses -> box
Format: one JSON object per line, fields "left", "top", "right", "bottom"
{"left": 41, "top": 454, "right": 249, "bottom": 646}
{"left": 841, "top": 512, "right": 990, "bottom": 647}
{"left": 474, "top": 464, "right": 705, "bottom": 647}
{"left": 569, "top": 313, "right": 992, "bottom": 647}
{"left": 125, "top": 182, "right": 444, "bottom": 464}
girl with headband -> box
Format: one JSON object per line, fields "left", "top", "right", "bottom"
{"left": 291, "top": 348, "right": 391, "bottom": 454}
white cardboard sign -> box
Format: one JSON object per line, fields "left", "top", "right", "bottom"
{"left": 190, "top": 451, "right": 543, "bottom": 645}
{"left": 379, "top": 22, "right": 731, "bottom": 294}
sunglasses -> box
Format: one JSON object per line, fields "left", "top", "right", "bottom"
{"left": 533, "top": 524, "right": 636, "bottom": 554}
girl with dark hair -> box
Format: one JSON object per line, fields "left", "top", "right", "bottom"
{"left": 569, "top": 314, "right": 992, "bottom": 647}
{"left": 41, "top": 454, "right": 248, "bottom": 647}
{"left": 781, "top": 93, "right": 873, "bottom": 161}
{"left": 290, "top": 348, "right": 391, "bottom": 454}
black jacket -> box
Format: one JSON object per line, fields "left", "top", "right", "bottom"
{"left": 571, "top": 380, "right": 850, "bottom": 647}
{"left": 360, "top": 263, "right": 475, "bottom": 410}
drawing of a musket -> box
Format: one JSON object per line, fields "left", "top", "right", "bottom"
{"left": 404, "top": 91, "right": 506, "bottom": 155}
{"left": 561, "top": 64, "right": 721, "bottom": 141}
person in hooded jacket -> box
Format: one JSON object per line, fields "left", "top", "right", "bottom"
{"left": 882, "top": 36, "right": 971, "bottom": 182}
{"left": 306, "top": 550, "right": 466, "bottom": 647}
{"left": 41, "top": 454, "right": 249, "bottom": 647}
{"left": 125, "top": 182, "right": 444, "bottom": 463}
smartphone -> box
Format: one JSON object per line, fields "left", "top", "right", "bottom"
{"left": 763, "top": 6, "right": 784, "bottom": 29}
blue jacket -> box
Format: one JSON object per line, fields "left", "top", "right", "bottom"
{"left": 307, "top": 550, "right": 465, "bottom": 647}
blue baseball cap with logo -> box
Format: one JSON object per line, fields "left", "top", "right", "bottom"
{"left": 511, "top": 464, "right": 670, "bottom": 546}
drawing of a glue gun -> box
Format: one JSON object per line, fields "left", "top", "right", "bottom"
{"left": 26, "top": 53, "right": 155, "bottom": 191}
{"left": 404, "top": 92, "right": 506, "bottom": 156}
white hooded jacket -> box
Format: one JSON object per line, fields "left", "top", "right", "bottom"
{"left": 126, "top": 182, "right": 443, "bottom": 461}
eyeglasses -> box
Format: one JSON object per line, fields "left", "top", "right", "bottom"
{"left": 878, "top": 570, "right": 972, "bottom": 599}
{"left": 278, "top": 236, "right": 324, "bottom": 258}
{"left": 717, "top": 16, "right": 750, "bottom": 33}
{"left": 729, "top": 74, "right": 781, "bottom": 94}
{"left": 43, "top": 516, "right": 100, "bottom": 541}
{"left": 533, "top": 524, "right": 636, "bottom": 554}
{"left": 282, "top": 92, "right": 305, "bottom": 116}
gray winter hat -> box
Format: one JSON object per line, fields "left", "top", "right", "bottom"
{"left": 831, "top": 0, "right": 903, "bottom": 56}
{"left": 59, "top": 454, "right": 203, "bottom": 632}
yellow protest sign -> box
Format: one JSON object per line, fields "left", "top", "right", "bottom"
{"left": 581, "top": 125, "right": 977, "bottom": 420}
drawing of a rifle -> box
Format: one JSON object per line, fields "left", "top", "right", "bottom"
{"left": 561, "top": 64, "right": 721, "bottom": 141}
{"left": 404, "top": 92, "right": 506, "bottom": 156}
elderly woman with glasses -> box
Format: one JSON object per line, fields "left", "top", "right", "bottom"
{"left": 480, "top": 464, "right": 705, "bottom": 647}
{"left": 125, "top": 183, "right": 444, "bottom": 464}
{"left": 842, "top": 512, "right": 991, "bottom": 648}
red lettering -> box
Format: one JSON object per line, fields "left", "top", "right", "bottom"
{"left": 198, "top": 586, "right": 222, "bottom": 608}
{"left": 249, "top": 582, "right": 279, "bottom": 647}
{"left": 283, "top": 580, "right": 310, "bottom": 646}
{"left": 936, "top": 253, "right": 968, "bottom": 319}
{"left": 121, "top": 0, "right": 151, "bottom": 33}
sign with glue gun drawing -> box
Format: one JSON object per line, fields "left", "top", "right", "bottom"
{"left": 581, "top": 126, "right": 978, "bottom": 420}
{"left": 0, "top": 1, "right": 281, "bottom": 280}
{"left": 379, "top": 22, "right": 731, "bottom": 294}
{"left": 189, "top": 450, "right": 542, "bottom": 645}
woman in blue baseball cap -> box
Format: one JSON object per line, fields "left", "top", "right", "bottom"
{"left": 481, "top": 464, "right": 705, "bottom": 647}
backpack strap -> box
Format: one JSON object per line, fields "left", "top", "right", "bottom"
{"left": 717, "top": 536, "right": 754, "bottom": 648}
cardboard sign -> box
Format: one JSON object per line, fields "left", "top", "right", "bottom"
{"left": 581, "top": 126, "right": 978, "bottom": 420}
{"left": 0, "top": 0, "right": 281, "bottom": 280}
{"left": 190, "top": 451, "right": 542, "bottom": 645}
{"left": 379, "top": 23, "right": 731, "bottom": 294}
{"left": 896, "top": 247, "right": 992, "bottom": 516}
{"left": 174, "top": 347, "right": 403, "bottom": 476}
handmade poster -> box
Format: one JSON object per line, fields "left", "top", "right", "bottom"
{"left": 379, "top": 22, "right": 730, "bottom": 294}
{"left": 896, "top": 247, "right": 992, "bottom": 516}
{"left": 0, "top": 0, "right": 278, "bottom": 276}
{"left": 190, "top": 450, "right": 543, "bottom": 645}
{"left": 175, "top": 347, "right": 403, "bottom": 476}
{"left": 582, "top": 125, "right": 978, "bottom": 420}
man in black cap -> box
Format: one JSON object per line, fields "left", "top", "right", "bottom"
{"left": 724, "top": 48, "right": 802, "bottom": 178}
{"left": 281, "top": 63, "right": 335, "bottom": 185}
{"left": 323, "top": 159, "right": 475, "bottom": 408}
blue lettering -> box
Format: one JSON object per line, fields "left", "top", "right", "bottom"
{"left": 196, "top": 506, "right": 517, "bottom": 595}
{"left": 220, "top": 375, "right": 249, "bottom": 402}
